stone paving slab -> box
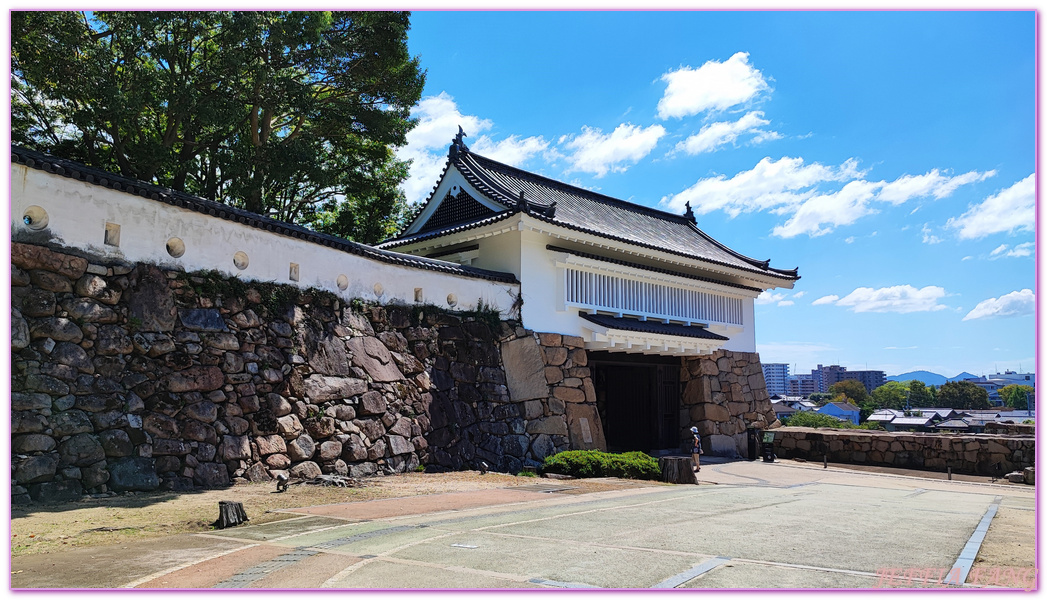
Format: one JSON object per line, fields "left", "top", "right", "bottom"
{"left": 681, "top": 561, "right": 880, "bottom": 588}
{"left": 321, "top": 557, "right": 544, "bottom": 589}
{"left": 135, "top": 543, "right": 289, "bottom": 588}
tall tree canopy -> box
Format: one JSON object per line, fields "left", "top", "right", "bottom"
{"left": 936, "top": 381, "right": 990, "bottom": 410}
{"left": 999, "top": 384, "right": 1033, "bottom": 410}
{"left": 12, "top": 11, "right": 425, "bottom": 244}
{"left": 828, "top": 380, "right": 870, "bottom": 406}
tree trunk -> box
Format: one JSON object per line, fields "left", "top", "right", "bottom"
{"left": 659, "top": 457, "right": 698, "bottom": 485}
{"left": 213, "top": 500, "right": 249, "bottom": 529}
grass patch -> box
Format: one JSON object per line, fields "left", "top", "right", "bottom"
{"left": 541, "top": 450, "right": 661, "bottom": 480}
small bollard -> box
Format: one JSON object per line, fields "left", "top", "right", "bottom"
{"left": 948, "top": 467, "right": 952, "bottom": 480}
{"left": 823, "top": 454, "right": 828, "bottom": 469}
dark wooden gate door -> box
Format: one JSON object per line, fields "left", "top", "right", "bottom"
{"left": 656, "top": 365, "right": 680, "bottom": 450}
{"left": 602, "top": 365, "right": 655, "bottom": 450}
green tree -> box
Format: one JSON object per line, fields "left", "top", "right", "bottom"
{"left": 936, "top": 381, "right": 990, "bottom": 410}
{"left": 870, "top": 381, "right": 908, "bottom": 410}
{"left": 999, "top": 385, "right": 1034, "bottom": 410}
{"left": 12, "top": 10, "right": 424, "bottom": 244}
{"left": 828, "top": 379, "right": 870, "bottom": 406}
{"left": 908, "top": 380, "right": 935, "bottom": 407}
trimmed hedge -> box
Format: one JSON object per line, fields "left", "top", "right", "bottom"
{"left": 541, "top": 450, "right": 661, "bottom": 480}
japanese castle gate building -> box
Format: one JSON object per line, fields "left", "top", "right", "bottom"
{"left": 380, "top": 133, "right": 799, "bottom": 455}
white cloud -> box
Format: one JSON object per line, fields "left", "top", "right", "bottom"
{"left": 995, "top": 242, "right": 1035, "bottom": 258}
{"left": 674, "top": 111, "right": 779, "bottom": 155}
{"left": 772, "top": 180, "right": 880, "bottom": 238}
{"left": 756, "top": 290, "right": 787, "bottom": 305}
{"left": 947, "top": 174, "right": 1035, "bottom": 239}
{"left": 777, "top": 300, "right": 795, "bottom": 307}
{"left": 657, "top": 52, "right": 770, "bottom": 119}
{"left": 660, "top": 156, "right": 861, "bottom": 217}
{"left": 471, "top": 134, "right": 549, "bottom": 166}
{"left": 396, "top": 93, "right": 548, "bottom": 205}
{"left": 663, "top": 157, "right": 995, "bottom": 238}
{"left": 989, "top": 244, "right": 1009, "bottom": 257}
{"left": 963, "top": 289, "right": 1035, "bottom": 321}
{"left": 397, "top": 93, "right": 495, "bottom": 204}
{"left": 844, "top": 237, "right": 855, "bottom": 244}
{"left": 812, "top": 295, "right": 839, "bottom": 305}
{"left": 877, "top": 169, "right": 995, "bottom": 205}
{"left": 793, "top": 291, "right": 806, "bottom": 298}
{"left": 884, "top": 346, "right": 918, "bottom": 350}
{"left": 921, "top": 224, "right": 942, "bottom": 244}
{"left": 834, "top": 285, "right": 948, "bottom": 314}
{"left": 962, "top": 256, "right": 973, "bottom": 261}
{"left": 559, "top": 123, "right": 665, "bottom": 177}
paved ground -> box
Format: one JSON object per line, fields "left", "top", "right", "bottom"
{"left": 11, "top": 458, "right": 1035, "bottom": 590}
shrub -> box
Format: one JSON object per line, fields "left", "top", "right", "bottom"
{"left": 540, "top": 450, "right": 661, "bottom": 480}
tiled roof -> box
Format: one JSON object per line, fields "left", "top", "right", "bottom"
{"left": 579, "top": 312, "right": 729, "bottom": 340}
{"left": 11, "top": 146, "right": 519, "bottom": 284}
{"left": 383, "top": 144, "right": 799, "bottom": 282}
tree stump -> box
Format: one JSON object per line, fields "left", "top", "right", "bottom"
{"left": 213, "top": 500, "right": 249, "bottom": 529}
{"left": 659, "top": 457, "right": 698, "bottom": 485}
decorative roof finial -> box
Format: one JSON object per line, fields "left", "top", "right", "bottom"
{"left": 448, "top": 126, "right": 469, "bottom": 159}
{"left": 517, "top": 190, "right": 528, "bottom": 213}
{"left": 684, "top": 201, "right": 695, "bottom": 223}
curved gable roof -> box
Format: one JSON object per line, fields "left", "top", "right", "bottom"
{"left": 385, "top": 143, "right": 799, "bottom": 282}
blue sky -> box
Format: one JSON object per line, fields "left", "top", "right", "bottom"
{"left": 397, "top": 11, "right": 1036, "bottom": 378}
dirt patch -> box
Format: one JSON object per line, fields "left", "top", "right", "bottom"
{"left": 11, "top": 472, "right": 645, "bottom": 557}
{"left": 967, "top": 498, "right": 1036, "bottom": 588}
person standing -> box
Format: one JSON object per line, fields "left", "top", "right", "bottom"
{"left": 690, "top": 426, "right": 703, "bottom": 472}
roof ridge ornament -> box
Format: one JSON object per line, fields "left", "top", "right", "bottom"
{"left": 517, "top": 190, "right": 529, "bottom": 213}
{"left": 683, "top": 201, "right": 696, "bottom": 224}
{"left": 449, "top": 126, "right": 469, "bottom": 159}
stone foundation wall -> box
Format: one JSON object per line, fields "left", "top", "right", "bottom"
{"left": 10, "top": 242, "right": 579, "bottom": 503}
{"left": 681, "top": 350, "right": 777, "bottom": 457}
{"left": 772, "top": 427, "right": 1034, "bottom": 475}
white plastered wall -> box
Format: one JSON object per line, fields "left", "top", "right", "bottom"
{"left": 11, "top": 164, "right": 518, "bottom": 314}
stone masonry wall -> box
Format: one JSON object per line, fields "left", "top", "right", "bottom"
{"left": 10, "top": 242, "right": 577, "bottom": 503}
{"left": 681, "top": 350, "right": 777, "bottom": 457}
{"left": 772, "top": 427, "right": 1034, "bottom": 475}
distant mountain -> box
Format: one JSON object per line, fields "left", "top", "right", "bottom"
{"left": 887, "top": 371, "right": 947, "bottom": 386}
{"left": 887, "top": 370, "right": 979, "bottom": 385}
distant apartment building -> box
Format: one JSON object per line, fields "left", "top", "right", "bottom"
{"left": 812, "top": 364, "right": 848, "bottom": 393}
{"left": 762, "top": 363, "right": 790, "bottom": 396}
{"left": 787, "top": 374, "right": 817, "bottom": 397}
{"left": 837, "top": 370, "right": 887, "bottom": 394}
{"left": 811, "top": 364, "right": 886, "bottom": 394}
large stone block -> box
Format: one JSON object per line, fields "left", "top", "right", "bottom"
{"left": 11, "top": 243, "right": 88, "bottom": 279}
{"left": 14, "top": 454, "right": 58, "bottom": 484}
{"left": 565, "top": 403, "right": 606, "bottom": 451}
{"left": 194, "top": 462, "right": 230, "bottom": 488}
{"left": 501, "top": 337, "right": 550, "bottom": 402}
{"left": 29, "top": 480, "right": 83, "bottom": 503}
{"left": 690, "top": 402, "right": 731, "bottom": 423}
{"left": 301, "top": 375, "right": 368, "bottom": 402}
{"left": 220, "top": 435, "right": 252, "bottom": 461}
{"left": 58, "top": 433, "right": 106, "bottom": 466}
{"left": 178, "top": 308, "right": 226, "bottom": 332}
{"left": 165, "top": 366, "right": 224, "bottom": 393}
{"left": 526, "top": 416, "right": 569, "bottom": 436}
{"left": 347, "top": 336, "right": 404, "bottom": 382}
{"left": 13, "top": 434, "right": 57, "bottom": 454}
